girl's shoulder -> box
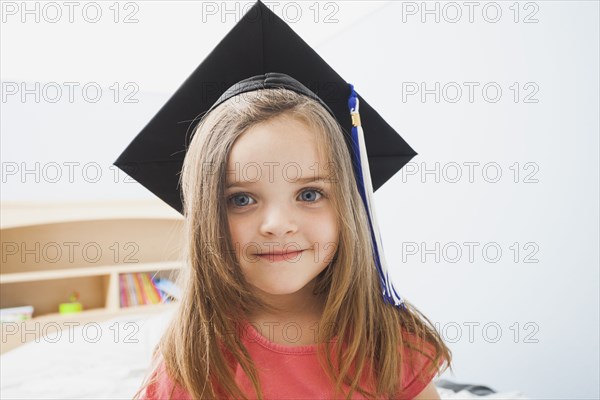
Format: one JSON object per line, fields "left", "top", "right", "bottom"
{"left": 138, "top": 357, "right": 192, "bottom": 400}
{"left": 397, "top": 328, "right": 444, "bottom": 398}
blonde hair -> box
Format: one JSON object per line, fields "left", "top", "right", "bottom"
{"left": 133, "top": 88, "right": 452, "bottom": 399}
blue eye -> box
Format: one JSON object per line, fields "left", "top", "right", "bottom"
{"left": 229, "top": 193, "right": 255, "bottom": 208}
{"left": 299, "top": 188, "right": 324, "bottom": 202}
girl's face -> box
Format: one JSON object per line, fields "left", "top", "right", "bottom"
{"left": 225, "top": 113, "right": 339, "bottom": 297}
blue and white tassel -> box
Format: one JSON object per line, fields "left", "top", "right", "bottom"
{"left": 348, "top": 84, "right": 406, "bottom": 311}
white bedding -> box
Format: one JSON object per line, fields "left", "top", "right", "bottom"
{"left": 1, "top": 309, "right": 174, "bottom": 399}
{"left": 0, "top": 308, "right": 528, "bottom": 399}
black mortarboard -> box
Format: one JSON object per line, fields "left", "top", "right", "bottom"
{"left": 113, "top": 0, "right": 417, "bottom": 308}
{"left": 114, "top": 0, "right": 416, "bottom": 214}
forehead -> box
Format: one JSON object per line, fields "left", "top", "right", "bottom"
{"left": 226, "top": 114, "right": 331, "bottom": 180}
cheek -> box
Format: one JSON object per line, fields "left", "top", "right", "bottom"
{"left": 315, "top": 205, "right": 338, "bottom": 235}
{"left": 306, "top": 211, "right": 339, "bottom": 257}
{"left": 227, "top": 214, "right": 260, "bottom": 262}
{"left": 315, "top": 215, "right": 338, "bottom": 242}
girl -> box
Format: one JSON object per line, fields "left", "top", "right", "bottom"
{"left": 132, "top": 85, "right": 453, "bottom": 400}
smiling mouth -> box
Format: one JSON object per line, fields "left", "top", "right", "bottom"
{"left": 257, "top": 250, "right": 304, "bottom": 262}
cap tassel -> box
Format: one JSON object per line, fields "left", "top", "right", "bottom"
{"left": 348, "top": 84, "right": 406, "bottom": 311}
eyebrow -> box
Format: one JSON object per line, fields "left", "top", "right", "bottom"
{"left": 225, "top": 176, "right": 328, "bottom": 189}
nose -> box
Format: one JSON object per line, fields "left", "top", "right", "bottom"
{"left": 259, "top": 202, "right": 298, "bottom": 238}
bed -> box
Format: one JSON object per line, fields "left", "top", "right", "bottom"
{"left": 0, "top": 306, "right": 530, "bottom": 399}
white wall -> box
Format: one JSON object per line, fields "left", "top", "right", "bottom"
{"left": 1, "top": 1, "right": 598, "bottom": 398}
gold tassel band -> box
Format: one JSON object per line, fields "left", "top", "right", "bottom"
{"left": 351, "top": 112, "right": 361, "bottom": 127}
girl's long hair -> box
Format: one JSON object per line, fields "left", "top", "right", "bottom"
{"left": 133, "top": 88, "right": 452, "bottom": 399}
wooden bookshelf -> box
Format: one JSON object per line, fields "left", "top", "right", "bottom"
{"left": 0, "top": 200, "right": 185, "bottom": 354}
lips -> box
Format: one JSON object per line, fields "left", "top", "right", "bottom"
{"left": 257, "top": 250, "right": 304, "bottom": 262}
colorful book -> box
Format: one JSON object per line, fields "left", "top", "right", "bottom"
{"left": 149, "top": 273, "right": 165, "bottom": 302}
{"left": 141, "top": 273, "right": 161, "bottom": 304}
{"left": 119, "top": 272, "right": 181, "bottom": 307}
{"left": 125, "top": 273, "right": 138, "bottom": 306}
{"left": 134, "top": 273, "right": 150, "bottom": 305}
{"left": 132, "top": 273, "right": 145, "bottom": 305}
{"left": 119, "top": 274, "right": 129, "bottom": 307}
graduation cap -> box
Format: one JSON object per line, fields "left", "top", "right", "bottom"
{"left": 113, "top": 0, "right": 417, "bottom": 309}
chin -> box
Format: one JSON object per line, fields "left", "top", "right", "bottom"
{"left": 250, "top": 280, "right": 312, "bottom": 296}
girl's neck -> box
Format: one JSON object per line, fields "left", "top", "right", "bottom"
{"left": 245, "top": 285, "right": 326, "bottom": 347}
{"left": 248, "top": 281, "right": 325, "bottom": 325}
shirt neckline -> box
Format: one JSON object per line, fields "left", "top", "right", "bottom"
{"left": 240, "top": 319, "right": 339, "bottom": 355}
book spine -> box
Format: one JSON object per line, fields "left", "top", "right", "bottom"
{"left": 119, "top": 274, "right": 129, "bottom": 308}
{"left": 148, "top": 274, "right": 164, "bottom": 303}
{"left": 125, "top": 273, "right": 138, "bottom": 306}
{"left": 132, "top": 273, "right": 145, "bottom": 305}
{"left": 141, "top": 273, "right": 160, "bottom": 304}
{"left": 134, "top": 273, "right": 150, "bottom": 305}
{"left": 125, "top": 273, "right": 133, "bottom": 307}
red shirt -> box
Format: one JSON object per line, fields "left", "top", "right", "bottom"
{"left": 141, "top": 320, "right": 441, "bottom": 400}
